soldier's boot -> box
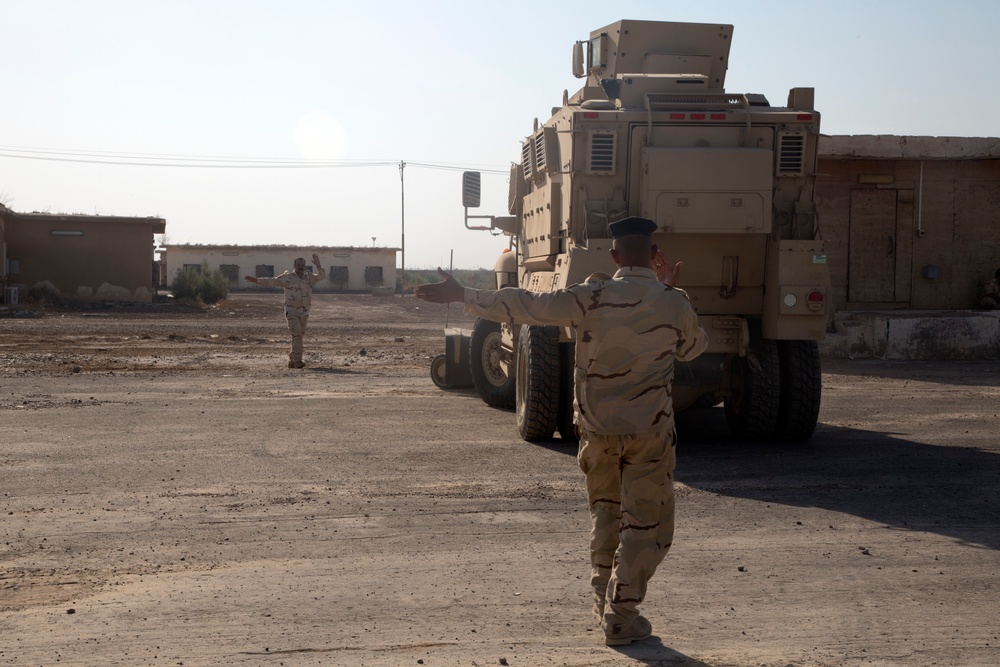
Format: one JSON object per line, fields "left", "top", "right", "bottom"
{"left": 604, "top": 614, "right": 652, "bottom": 646}
{"left": 292, "top": 354, "right": 305, "bottom": 369}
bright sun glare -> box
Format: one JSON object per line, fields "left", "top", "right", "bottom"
{"left": 292, "top": 110, "right": 349, "bottom": 160}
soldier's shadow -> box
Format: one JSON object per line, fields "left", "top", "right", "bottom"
{"left": 607, "top": 636, "right": 716, "bottom": 665}
{"left": 302, "top": 366, "right": 367, "bottom": 375}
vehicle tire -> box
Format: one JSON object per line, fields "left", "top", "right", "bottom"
{"left": 470, "top": 318, "right": 515, "bottom": 408}
{"left": 724, "top": 326, "right": 780, "bottom": 441}
{"left": 692, "top": 393, "right": 723, "bottom": 408}
{"left": 430, "top": 354, "right": 449, "bottom": 389}
{"left": 515, "top": 325, "right": 560, "bottom": 442}
{"left": 556, "top": 341, "right": 578, "bottom": 442}
{"left": 775, "top": 340, "right": 822, "bottom": 442}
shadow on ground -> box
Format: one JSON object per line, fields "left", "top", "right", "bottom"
{"left": 675, "top": 407, "right": 1000, "bottom": 551}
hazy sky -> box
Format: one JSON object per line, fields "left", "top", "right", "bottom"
{"left": 1, "top": 0, "right": 997, "bottom": 269}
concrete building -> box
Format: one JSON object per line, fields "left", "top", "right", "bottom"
{"left": 815, "top": 135, "right": 1000, "bottom": 359}
{"left": 816, "top": 135, "right": 1000, "bottom": 312}
{"left": 0, "top": 207, "right": 165, "bottom": 303}
{"left": 164, "top": 245, "right": 400, "bottom": 293}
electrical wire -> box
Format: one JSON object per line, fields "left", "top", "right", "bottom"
{"left": 0, "top": 144, "right": 509, "bottom": 173}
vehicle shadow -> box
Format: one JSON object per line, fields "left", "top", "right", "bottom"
{"left": 674, "top": 407, "right": 1000, "bottom": 551}
{"left": 823, "top": 358, "right": 1000, "bottom": 387}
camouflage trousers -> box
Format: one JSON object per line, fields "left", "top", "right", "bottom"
{"left": 577, "top": 427, "right": 676, "bottom": 632}
{"left": 285, "top": 313, "right": 309, "bottom": 362}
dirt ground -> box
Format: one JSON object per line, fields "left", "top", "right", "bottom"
{"left": 1, "top": 293, "right": 998, "bottom": 667}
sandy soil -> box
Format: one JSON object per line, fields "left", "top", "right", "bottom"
{"left": 1, "top": 293, "right": 998, "bottom": 666}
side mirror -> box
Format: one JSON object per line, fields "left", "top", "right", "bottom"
{"left": 462, "top": 171, "right": 481, "bottom": 208}
{"left": 572, "top": 41, "right": 585, "bottom": 78}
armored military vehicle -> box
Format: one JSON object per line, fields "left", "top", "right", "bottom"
{"left": 440, "top": 19, "right": 829, "bottom": 443}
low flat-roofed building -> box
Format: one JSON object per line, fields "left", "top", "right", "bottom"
{"left": 164, "top": 244, "right": 400, "bottom": 293}
{"left": 2, "top": 210, "right": 165, "bottom": 303}
{"left": 817, "top": 135, "right": 1000, "bottom": 311}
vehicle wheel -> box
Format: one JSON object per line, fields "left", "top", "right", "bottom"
{"left": 515, "top": 325, "right": 560, "bottom": 442}
{"left": 556, "top": 341, "right": 578, "bottom": 442}
{"left": 430, "top": 354, "right": 449, "bottom": 389}
{"left": 724, "top": 326, "right": 780, "bottom": 441}
{"left": 775, "top": 340, "right": 822, "bottom": 442}
{"left": 692, "top": 393, "right": 723, "bottom": 408}
{"left": 470, "top": 318, "right": 515, "bottom": 408}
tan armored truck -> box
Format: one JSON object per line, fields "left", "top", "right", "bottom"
{"left": 436, "top": 19, "right": 830, "bottom": 443}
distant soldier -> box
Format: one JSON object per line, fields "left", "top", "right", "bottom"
{"left": 245, "top": 254, "right": 326, "bottom": 368}
{"left": 414, "top": 217, "right": 708, "bottom": 646}
{"left": 980, "top": 268, "right": 1000, "bottom": 309}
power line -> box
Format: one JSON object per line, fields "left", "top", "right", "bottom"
{"left": 0, "top": 144, "right": 509, "bottom": 173}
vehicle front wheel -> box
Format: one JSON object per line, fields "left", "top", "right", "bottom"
{"left": 515, "top": 325, "right": 560, "bottom": 442}
{"left": 430, "top": 354, "right": 449, "bottom": 389}
{"left": 470, "top": 318, "right": 515, "bottom": 408}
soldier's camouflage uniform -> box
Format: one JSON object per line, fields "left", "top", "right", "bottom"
{"left": 463, "top": 265, "right": 708, "bottom": 636}
{"left": 256, "top": 267, "right": 327, "bottom": 366}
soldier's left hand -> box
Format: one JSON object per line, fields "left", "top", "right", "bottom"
{"left": 414, "top": 268, "right": 465, "bottom": 304}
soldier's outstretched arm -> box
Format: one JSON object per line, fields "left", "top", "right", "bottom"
{"left": 414, "top": 268, "right": 466, "bottom": 304}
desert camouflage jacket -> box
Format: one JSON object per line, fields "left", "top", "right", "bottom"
{"left": 257, "top": 268, "right": 327, "bottom": 317}
{"left": 464, "top": 266, "right": 708, "bottom": 436}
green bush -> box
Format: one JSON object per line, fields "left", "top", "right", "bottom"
{"left": 171, "top": 266, "right": 229, "bottom": 304}
{"left": 26, "top": 282, "right": 65, "bottom": 306}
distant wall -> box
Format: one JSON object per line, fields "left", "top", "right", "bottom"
{"left": 165, "top": 246, "right": 399, "bottom": 293}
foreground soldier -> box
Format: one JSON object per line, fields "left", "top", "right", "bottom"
{"left": 245, "top": 254, "right": 326, "bottom": 368}
{"left": 414, "top": 217, "right": 708, "bottom": 646}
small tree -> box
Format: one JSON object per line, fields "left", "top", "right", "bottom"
{"left": 171, "top": 265, "right": 228, "bottom": 304}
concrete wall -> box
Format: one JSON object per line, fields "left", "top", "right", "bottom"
{"left": 822, "top": 310, "right": 1000, "bottom": 360}
{"left": 816, "top": 136, "right": 1000, "bottom": 312}
{"left": 165, "top": 245, "right": 399, "bottom": 293}
{"left": 4, "top": 213, "right": 164, "bottom": 303}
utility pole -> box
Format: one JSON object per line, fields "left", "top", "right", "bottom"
{"left": 399, "top": 160, "right": 405, "bottom": 293}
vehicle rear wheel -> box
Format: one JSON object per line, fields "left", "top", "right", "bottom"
{"left": 556, "top": 342, "right": 578, "bottom": 442}
{"left": 515, "top": 325, "right": 560, "bottom": 442}
{"left": 430, "top": 354, "right": 449, "bottom": 389}
{"left": 470, "top": 318, "right": 515, "bottom": 408}
{"left": 775, "top": 340, "right": 822, "bottom": 442}
{"left": 724, "top": 327, "right": 780, "bottom": 441}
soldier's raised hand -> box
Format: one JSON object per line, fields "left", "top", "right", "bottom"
{"left": 653, "top": 250, "right": 682, "bottom": 287}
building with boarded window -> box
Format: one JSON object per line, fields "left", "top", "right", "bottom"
{"left": 164, "top": 245, "right": 400, "bottom": 294}
{"left": 816, "top": 135, "right": 1000, "bottom": 312}
{"left": 0, "top": 207, "right": 165, "bottom": 303}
